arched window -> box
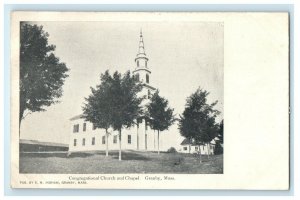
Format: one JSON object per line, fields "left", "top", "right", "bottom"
{"left": 137, "top": 60, "right": 140, "bottom": 67}
{"left": 145, "top": 61, "right": 147, "bottom": 67}
{"left": 146, "top": 74, "right": 149, "bottom": 84}
{"left": 148, "top": 90, "right": 151, "bottom": 99}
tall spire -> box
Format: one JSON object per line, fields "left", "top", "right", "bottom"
{"left": 135, "top": 29, "right": 149, "bottom": 64}
{"left": 138, "top": 28, "right": 146, "bottom": 56}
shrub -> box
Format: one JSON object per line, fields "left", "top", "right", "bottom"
{"left": 167, "top": 147, "right": 177, "bottom": 153}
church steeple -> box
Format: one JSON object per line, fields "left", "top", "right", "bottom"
{"left": 135, "top": 29, "right": 149, "bottom": 65}
{"left": 133, "top": 29, "right": 151, "bottom": 85}
{"left": 138, "top": 29, "right": 146, "bottom": 56}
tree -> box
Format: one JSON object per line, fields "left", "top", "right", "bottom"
{"left": 214, "top": 141, "right": 223, "bottom": 155}
{"left": 20, "top": 23, "right": 69, "bottom": 132}
{"left": 218, "top": 120, "right": 224, "bottom": 144}
{"left": 214, "top": 120, "right": 223, "bottom": 155}
{"left": 82, "top": 71, "right": 114, "bottom": 157}
{"left": 109, "top": 71, "right": 143, "bottom": 161}
{"left": 146, "top": 91, "right": 175, "bottom": 154}
{"left": 179, "top": 88, "right": 220, "bottom": 163}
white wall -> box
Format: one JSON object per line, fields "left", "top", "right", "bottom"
{"left": 68, "top": 118, "right": 184, "bottom": 153}
{"left": 179, "top": 144, "right": 215, "bottom": 155}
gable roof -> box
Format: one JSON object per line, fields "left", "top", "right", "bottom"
{"left": 180, "top": 138, "right": 218, "bottom": 146}
{"left": 70, "top": 114, "right": 83, "bottom": 121}
{"left": 180, "top": 138, "right": 192, "bottom": 145}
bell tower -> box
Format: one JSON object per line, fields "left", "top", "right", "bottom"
{"left": 133, "top": 29, "right": 156, "bottom": 151}
{"left": 133, "top": 29, "right": 151, "bottom": 85}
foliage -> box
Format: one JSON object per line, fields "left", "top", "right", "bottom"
{"left": 83, "top": 70, "right": 143, "bottom": 131}
{"left": 218, "top": 120, "right": 224, "bottom": 144}
{"left": 83, "top": 70, "right": 143, "bottom": 160}
{"left": 167, "top": 147, "right": 177, "bottom": 153}
{"left": 20, "top": 23, "right": 69, "bottom": 126}
{"left": 146, "top": 91, "right": 175, "bottom": 154}
{"left": 82, "top": 71, "right": 115, "bottom": 157}
{"left": 83, "top": 71, "right": 113, "bottom": 130}
{"left": 214, "top": 141, "right": 223, "bottom": 155}
{"left": 178, "top": 88, "right": 220, "bottom": 161}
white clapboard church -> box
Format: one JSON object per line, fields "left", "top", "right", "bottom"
{"left": 68, "top": 31, "right": 216, "bottom": 155}
{"left": 68, "top": 31, "right": 159, "bottom": 153}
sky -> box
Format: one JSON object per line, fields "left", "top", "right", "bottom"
{"left": 20, "top": 21, "right": 224, "bottom": 146}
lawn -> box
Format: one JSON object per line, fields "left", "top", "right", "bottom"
{"left": 19, "top": 150, "right": 223, "bottom": 174}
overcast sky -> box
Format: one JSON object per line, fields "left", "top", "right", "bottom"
{"left": 20, "top": 21, "right": 224, "bottom": 145}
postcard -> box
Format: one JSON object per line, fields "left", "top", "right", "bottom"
{"left": 10, "top": 12, "right": 289, "bottom": 189}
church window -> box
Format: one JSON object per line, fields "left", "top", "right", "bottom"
{"left": 113, "top": 135, "right": 118, "bottom": 144}
{"left": 82, "top": 138, "right": 85, "bottom": 146}
{"left": 148, "top": 90, "right": 151, "bottom": 99}
{"left": 146, "top": 74, "right": 149, "bottom": 84}
{"left": 73, "top": 124, "right": 79, "bottom": 133}
{"left": 92, "top": 124, "right": 96, "bottom": 130}
{"left": 73, "top": 139, "right": 77, "bottom": 146}
{"left": 102, "top": 136, "right": 106, "bottom": 144}
{"left": 128, "top": 135, "right": 132, "bottom": 144}
{"left": 137, "top": 60, "right": 140, "bottom": 67}
{"left": 92, "top": 137, "right": 95, "bottom": 145}
{"left": 83, "top": 123, "right": 86, "bottom": 132}
{"left": 145, "top": 60, "right": 147, "bottom": 67}
{"left": 136, "top": 73, "right": 140, "bottom": 82}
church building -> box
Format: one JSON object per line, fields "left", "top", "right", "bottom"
{"left": 68, "top": 30, "right": 159, "bottom": 153}
{"left": 68, "top": 30, "right": 216, "bottom": 155}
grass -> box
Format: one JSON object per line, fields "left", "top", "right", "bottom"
{"left": 19, "top": 150, "right": 223, "bottom": 174}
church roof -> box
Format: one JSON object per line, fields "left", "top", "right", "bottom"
{"left": 142, "top": 83, "right": 156, "bottom": 90}
{"left": 69, "top": 114, "right": 84, "bottom": 121}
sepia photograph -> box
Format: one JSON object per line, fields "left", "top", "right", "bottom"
{"left": 10, "top": 12, "right": 289, "bottom": 190}
{"left": 18, "top": 20, "right": 224, "bottom": 174}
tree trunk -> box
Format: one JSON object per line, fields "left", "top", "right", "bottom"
{"left": 145, "top": 120, "right": 147, "bottom": 150}
{"left": 19, "top": 118, "right": 22, "bottom": 137}
{"left": 157, "top": 130, "right": 160, "bottom": 155}
{"left": 199, "top": 145, "right": 202, "bottom": 163}
{"left": 105, "top": 129, "right": 109, "bottom": 157}
{"left": 207, "top": 143, "right": 210, "bottom": 160}
{"left": 19, "top": 106, "right": 25, "bottom": 137}
{"left": 137, "top": 123, "right": 139, "bottom": 150}
{"left": 153, "top": 130, "right": 156, "bottom": 150}
{"left": 188, "top": 138, "right": 191, "bottom": 154}
{"left": 118, "top": 129, "right": 122, "bottom": 161}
